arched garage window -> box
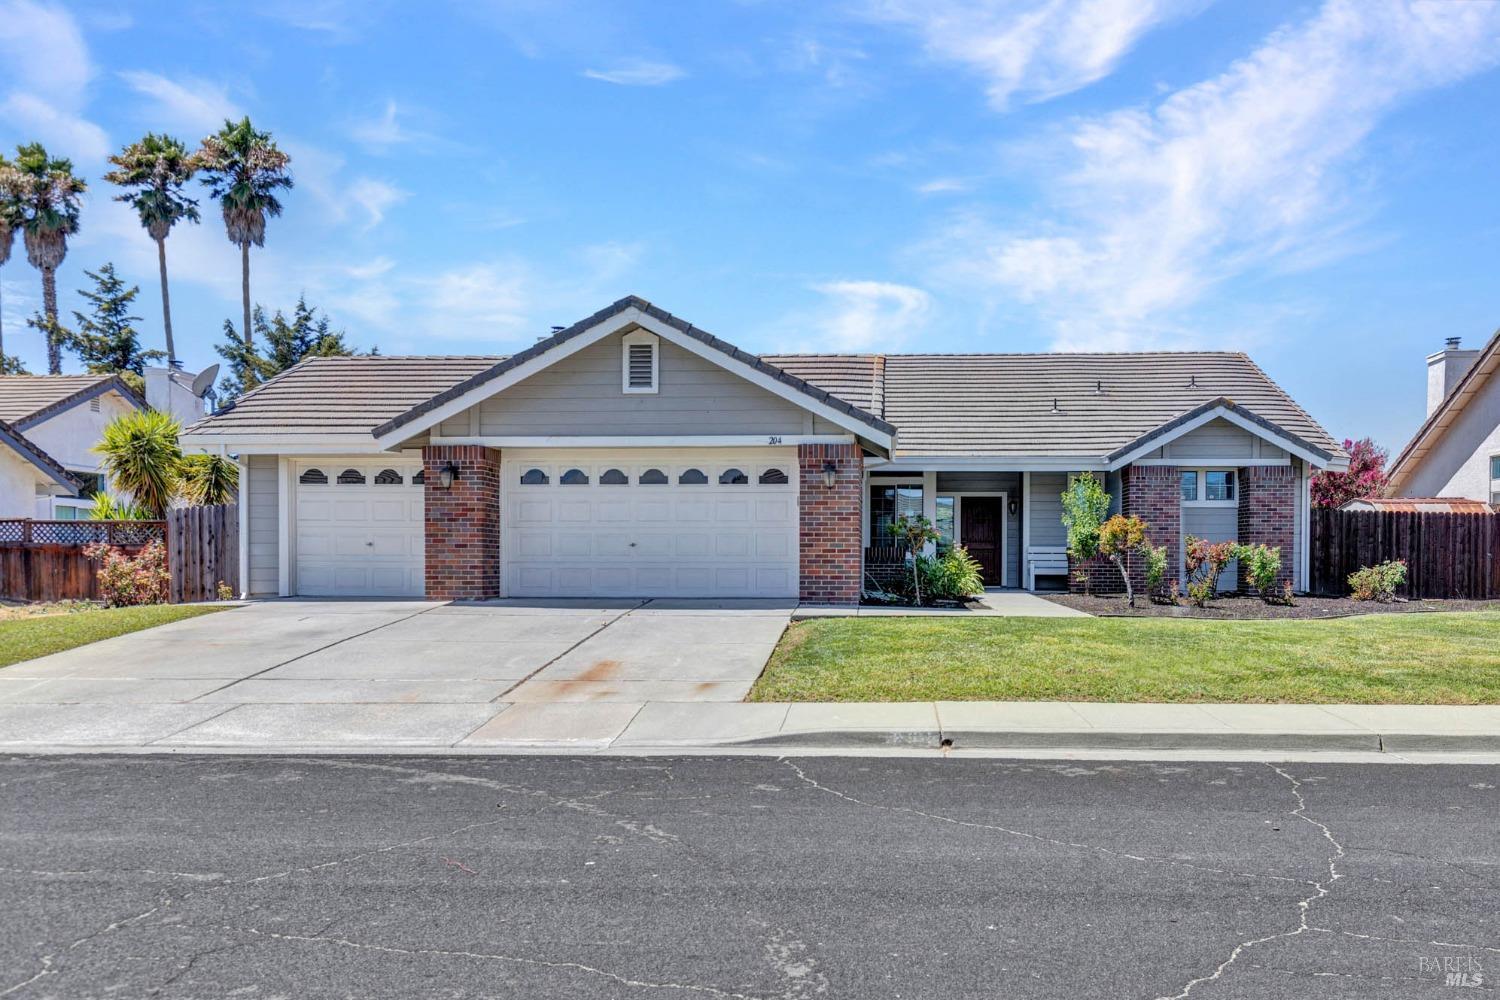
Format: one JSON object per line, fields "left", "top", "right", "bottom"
{"left": 298, "top": 468, "right": 327, "bottom": 485}
{"left": 758, "top": 468, "right": 788, "bottom": 485}
{"left": 600, "top": 468, "right": 629, "bottom": 485}
{"left": 719, "top": 468, "right": 748, "bottom": 485}
{"left": 374, "top": 469, "right": 403, "bottom": 485}
{"left": 336, "top": 469, "right": 366, "bottom": 485}
{"left": 519, "top": 468, "right": 549, "bottom": 485}
{"left": 413, "top": 470, "right": 425, "bottom": 485}
{"left": 678, "top": 468, "right": 708, "bottom": 485}
{"left": 639, "top": 468, "right": 668, "bottom": 485}
{"left": 560, "top": 468, "right": 590, "bottom": 485}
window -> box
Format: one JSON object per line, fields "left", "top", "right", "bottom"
{"left": 935, "top": 495, "right": 955, "bottom": 551}
{"left": 719, "top": 468, "right": 748, "bottom": 485}
{"left": 560, "top": 468, "right": 589, "bottom": 485}
{"left": 374, "top": 469, "right": 403, "bottom": 485}
{"left": 678, "top": 468, "right": 708, "bottom": 485}
{"left": 519, "top": 468, "right": 549, "bottom": 485}
{"left": 600, "top": 468, "right": 629, "bottom": 485}
{"left": 1491, "top": 455, "right": 1500, "bottom": 480}
{"left": 869, "top": 484, "right": 923, "bottom": 544}
{"left": 299, "top": 468, "right": 328, "bottom": 485}
{"left": 639, "top": 468, "right": 668, "bottom": 485}
{"left": 336, "top": 468, "right": 365, "bottom": 485}
{"left": 69, "top": 471, "right": 104, "bottom": 499}
{"left": 758, "top": 468, "right": 788, "bottom": 485}
{"left": 1180, "top": 471, "right": 1198, "bottom": 502}
{"left": 1205, "top": 470, "right": 1236, "bottom": 501}
{"left": 412, "top": 470, "right": 425, "bottom": 485}
{"left": 622, "top": 330, "right": 659, "bottom": 393}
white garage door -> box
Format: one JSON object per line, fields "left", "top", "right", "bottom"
{"left": 503, "top": 448, "right": 799, "bottom": 598}
{"left": 294, "top": 459, "right": 425, "bottom": 596}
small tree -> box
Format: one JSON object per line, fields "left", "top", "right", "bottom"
{"left": 92, "top": 409, "right": 183, "bottom": 518}
{"left": 1311, "top": 437, "right": 1387, "bottom": 508}
{"left": 888, "top": 514, "right": 940, "bottom": 606}
{"left": 1184, "top": 535, "right": 1237, "bottom": 608}
{"left": 1060, "top": 473, "right": 1110, "bottom": 563}
{"left": 1098, "top": 514, "right": 1148, "bottom": 606}
{"left": 178, "top": 453, "right": 239, "bottom": 506}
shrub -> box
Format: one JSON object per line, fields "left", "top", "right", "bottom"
{"left": 1060, "top": 473, "right": 1110, "bottom": 562}
{"left": 1236, "top": 543, "right": 1283, "bottom": 603}
{"left": 1348, "top": 559, "right": 1406, "bottom": 602}
{"left": 216, "top": 580, "right": 235, "bottom": 601}
{"left": 919, "top": 545, "right": 985, "bottom": 602}
{"left": 1142, "top": 543, "right": 1174, "bottom": 603}
{"left": 1184, "top": 535, "right": 1236, "bottom": 608}
{"left": 888, "top": 514, "right": 941, "bottom": 605}
{"left": 1098, "top": 514, "right": 1148, "bottom": 606}
{"left": 83, "top": 539, "right": 170, "bottom": 607}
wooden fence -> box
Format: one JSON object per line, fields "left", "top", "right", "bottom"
{"left": 166, "top": 505, "right": 238, "bottom": 603}
{"left": 1309, "top": 508, "right": 1500, "bottom": 599}
{"left": 0, "top": 506, "right": 237, "bottom": 604}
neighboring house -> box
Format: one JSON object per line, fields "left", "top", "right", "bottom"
{"left": 0, "top": 418, "right": 80, "bottom": 518}
{"left": 1386, "top": 331, "right": 1500, "bottom": 505}
{"left": 1340, "top": 497, "right": 1494, "bottom": 513}
{"left": 181, "top": 296, "right": 1347, "bottom": 603}
{"left": 0, "top": 375, "right": 146, "bottom": 519}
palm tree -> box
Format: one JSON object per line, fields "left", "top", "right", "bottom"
{"left": 93, "top": 409, "right": 183, "bottom": 519}
{"left": 178, "top": 453, "right": 238, "bottom": 506}
{"left": 197, "top": 118, "right": 292, "bottom": 353}
{"left": 104, "top": 134, "right": 201, "bottom": 367}
{"left": 0, "top": 155, "right": 18, "bottom": 362}
{"left": 11, "top": 143, "right": 86, "bottom": 374}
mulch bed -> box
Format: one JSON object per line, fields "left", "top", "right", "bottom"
{"left": 1042, "top": 592, "right": 1500, "bottom": 620}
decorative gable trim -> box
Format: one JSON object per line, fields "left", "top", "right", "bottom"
{"left": 1104, "top": 397, "right": 1336, "bottom": 471}
{"left": 0, "top": 418, "right": 81, "bottom": 494}
{"left": 12, "top": 375, "right": 146, "bottom": 431}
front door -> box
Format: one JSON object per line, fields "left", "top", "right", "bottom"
{"left": 961, "top": 497, "right": 1003, "bottom": 586}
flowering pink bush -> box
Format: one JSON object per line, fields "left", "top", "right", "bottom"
{"left": 83, "top": 540, "right": 170, "bottom": 607}
{"left": 1184, "top": 535, "right": 1237, "bottom": 608}
{"left": 1311, "top": 437, "right": 1388, "bottom": 508}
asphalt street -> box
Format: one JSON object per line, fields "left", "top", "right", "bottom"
{"left": 0, "top": 754, "right": 1495, "bottom": 999}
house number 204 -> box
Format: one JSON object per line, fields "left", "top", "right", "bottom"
{"left": 767, "top": 436, "right": 783, "bottom": 445}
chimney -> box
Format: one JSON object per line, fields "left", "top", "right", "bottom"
{"left": 1427, "top": 337, "right": 1480, "bottom": 415}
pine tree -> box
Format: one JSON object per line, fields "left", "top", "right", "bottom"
{"left": 213, "top": 296, "right": 366, "bottom": 399}
{"left": 63, "top": 264, "right": 164, "bottom": 394}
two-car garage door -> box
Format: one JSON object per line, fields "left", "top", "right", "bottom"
{"left": 502, "top": 448, "right": 799, "bottom": 598}
{"left": 289, "top": 448, "right": 800, "bottom": 598}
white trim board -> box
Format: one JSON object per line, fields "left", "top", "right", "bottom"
{"left": 428, "top": 434, "right": 855, "bottom": 448}
{"left": 372, "top": 306, "right": 894, "bottom": 452}
{"left": 1106, "top": 405, "right": 1333, "bottom": 471}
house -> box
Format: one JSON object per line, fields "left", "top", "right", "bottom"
{"left": 0, "top": 375, "right": 145, "bottom": 519}
{"left": 180, "top": 296, "right": 1347, "bottom": 603}
{"left": 0, "top": 418, "right": 80, "bottom": 518}
{"left": 1386, "top": 331, "right": 1500, "bottom": 505}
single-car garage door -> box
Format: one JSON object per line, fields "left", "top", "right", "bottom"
{"left": 503, "top": 448, "right": 798, "bottom": 598}
{"left": 293, "top": 459, "right": 425, "bottom": 596}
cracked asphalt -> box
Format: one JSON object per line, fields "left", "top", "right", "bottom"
{"left": 0, "top": 755, "right": 1495, "bottom": 999}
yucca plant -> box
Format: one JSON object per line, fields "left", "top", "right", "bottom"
{"left": 88, "top": 492, "right": 154, "bottom": 521}
{"left": 178, "top": 453, "right": 238, "bottom": 506}
{"left": 92, "top": 409, "right": 183, "bottom": 518}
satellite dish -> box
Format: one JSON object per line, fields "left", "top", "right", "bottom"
{"left": 190, "top": 364, "right": 220, "bottom": 398}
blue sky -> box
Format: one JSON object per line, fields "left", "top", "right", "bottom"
{"left": 1, "top": 0, "right": 1498, "bottom": 450}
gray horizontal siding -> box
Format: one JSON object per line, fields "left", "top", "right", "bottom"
{"left": 246, "top": 455, "right": 278, "bottom": 596}
{"left": 1029, "top": 472, "right": 1068, "bottom": 548}
{"left": 1182, "top": 504, "right": 1237, "bottom": 591}
{"left": 438, "top": 334, "right": 842, "bottom": 438}
{"left": 1160, "top": 417, "right": 1287, "bottom": 462}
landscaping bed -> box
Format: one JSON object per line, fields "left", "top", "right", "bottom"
{"left": 0, "top": 604, "right": 227, "bottom": 669}
{"left": 1043, "top": 593, "right": 1500, "bottom": 619}
{"left": 749, "top": 612, "right": 1500, "bottom": 704}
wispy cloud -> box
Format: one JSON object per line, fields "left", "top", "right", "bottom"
{"left": 583, "top": 60, "right": 685, "bottom": 86}
{"left": 0, "top": 0, "right": 107, "bottom": 160}
{"left": 347, "top": 99, "right": 440, "bottom": 151}
{"left": 118, "top": 71, "right": 239, "bottom": 136}
{"left": 866, "top": 0, "right": 1202, "bottom": 109}
{"left": 919, "top": 0, "right": 1500, "bottom": 349}
{"left": 771, "top": 280, "right": 933, "bottom": 352}
{"left": 348, "top": 177, "right": 408, "bottom": 230}
{"left": 916, "top": 177, "right": 972, "bottom": 195}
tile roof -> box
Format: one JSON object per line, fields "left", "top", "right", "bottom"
{"left": 184, "top": 356, "right": 504, "bottom": 438}
{"left": 772, "top": 351, "right": 1344, "bottom": 460}
{"left": 0, "top": 374, "right": 144, "bottom": 427}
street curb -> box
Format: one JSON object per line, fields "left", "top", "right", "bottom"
{"left": 730, "top": 730, "right": 1401, "bottom": 752}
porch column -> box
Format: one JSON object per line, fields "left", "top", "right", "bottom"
{"left": 798, "top": 443, "right": 863, "bottom": 605}
{"left": 423, "top": 445, "right": 501, "bottom": 600}
{"left": 921, "top": 470, "right": 937, "bottom": 556}
{"left": 1238, "top": 465, "right": 1295, "bottom": 593}
{"left": 1021, "top": 471, "right": 1032, "bottom": 589}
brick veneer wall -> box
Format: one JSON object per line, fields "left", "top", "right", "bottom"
{"left": 799, "top": 443, "right": 863, "bottom": 605}
{"left": 1238, "top": 464, "right": 1295, "bottom": 593}
{"left": 423, "top": 445, "right": 500, "bottom": 600}
{"left": 1069, "top": 465, "right": 1181, "bottom": 595}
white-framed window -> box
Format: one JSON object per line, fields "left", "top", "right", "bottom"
{"left": 621, "top": 329, "right": 659, "bottom": 394}
{"left": 869, "top": 480, "right": 923, "bottom": 544}
{"left": 1181, "top": 469, "right": 1236, "bottom": 506}
{"left": 934, "top": 495, "right": 956, "bottom": 550}
{"left": 1490, "top": 454, "right": 1500, "bottom": 505}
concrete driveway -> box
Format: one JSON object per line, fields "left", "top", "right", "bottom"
{"left": 0, "top": 598, "right": 791, "bottom": 749}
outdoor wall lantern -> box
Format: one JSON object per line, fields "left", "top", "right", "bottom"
{"left": 438, "top": 462, "right": 460, "bottom": 489}
{"left": 1008, "top": 497, "right": 1020, "bottom": 517}
{"left": 821, "top": 460, "right": 838, "bottom": 488}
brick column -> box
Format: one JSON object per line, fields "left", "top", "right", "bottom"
{"left": 798, "top": 443, "right": 863, "bottom": 605}
{"left": 1238, "top": 465, "right": 1295, "bottom": 593}
{"left": 1072, "top": 465, "right": 1180, "bottom": 595}
{"left": 423, "top": 445, "right": 500, "bottom": 600}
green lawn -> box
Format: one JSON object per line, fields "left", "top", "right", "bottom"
{"left": 750, "top": 612, "right": 1500, "bottom": 705}
{"left": 0, "top": 605, "right": 227, "bottom": 669}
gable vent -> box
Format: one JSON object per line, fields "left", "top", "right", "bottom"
{"left": 622, "top": 332, "right": 659, "bottom": 394}
{"left": 90, "top": 397, "right": 101, "bottom": 413}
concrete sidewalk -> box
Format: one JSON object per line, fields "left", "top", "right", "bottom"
{"left": 3, "top": 699, "right": 1498, "bottom": 754}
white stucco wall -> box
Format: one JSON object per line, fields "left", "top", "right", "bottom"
{"left": 0, "top": 444, "right": 46, "bottom": 519}
{"left": 22, "top": 389, "right": 139, "bottom": 483}
{"left": 1401, "top": 369, "right": 1500, "bottom": 501}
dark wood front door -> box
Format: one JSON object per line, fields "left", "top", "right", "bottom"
{"left": 962, "top": 498, "right": 1003, "bottom": 586}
